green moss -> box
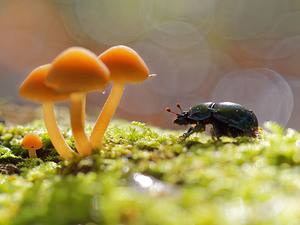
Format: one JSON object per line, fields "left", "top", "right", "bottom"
{"left": 0, "top": 120, "right": 299, "bottom": 224}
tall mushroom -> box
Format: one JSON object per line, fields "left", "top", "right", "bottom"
{"left": 19, "top": 64, "right": 77, "bottom": 159}
{"left": 45, "top": 47, "right": 110, "bottom": 156}
{"left": 90, "top": 45, "right": 155, "bottom": 149}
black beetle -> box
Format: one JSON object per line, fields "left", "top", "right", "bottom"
{"left": 166, "top": 102, "right": 259, "bottom": 140}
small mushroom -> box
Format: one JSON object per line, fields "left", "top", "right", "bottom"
{"left": 45, "top": 47, "right": 110, "bottom": 156}
{"left": 19, "top": 64, "right": 77, "bottom": 159}
{"left": 90, "top": 45, "right": 155, "bottom": 148}
{"left": 22, "top": 133, "right": 43, "bottom": 158}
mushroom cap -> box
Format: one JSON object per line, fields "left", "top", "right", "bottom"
{"left": 19, "top": 64, "right": 70, "bottom": 102}
{"left": 22, "top": 133, "right": 43, "bottom": 150}
{"left": 99, "top": 45, "right": 150, "bottom": 84}
{"left": 45, "top": 47, "right": 110, "bottom": 93}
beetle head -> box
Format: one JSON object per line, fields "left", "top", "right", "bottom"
{"left": 166, "top": 104, "right": 195, "bottom": 125}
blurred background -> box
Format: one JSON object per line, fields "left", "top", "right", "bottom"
{"left": 0, "top": 0, "right": 299, "bottom": 130}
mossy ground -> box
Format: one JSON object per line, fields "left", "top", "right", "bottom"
{"left": 0, "top": 120, "right": 299, "bottom": 225}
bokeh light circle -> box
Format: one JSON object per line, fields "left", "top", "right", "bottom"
{"left": 269, "top": 11, "right": 300, "bottom": 40}
{"left": 211, "top": 67, "right": 294, "bottom": 127}
{"left": 214, "top": 0, "right": 279, "bottom": 40}
{"left": 174, "top": 44, "right": 212, "bottom": 94}
{"left": 117, "top": 81, "right": 172, "bottom": 116}
{"left": 239, "top": 11, "right": 300, "bottom": 60}
{"left": 147, "top": 20, "right": 203, "bottom": 49}
{"left": 75, "top": 0, "right": 145, "bottom": 45}
{"left": 140, "top": 0, "right": 216, "bottom": 35}
{"left": 267, "top": 36, "right": 300, "bottom": 60}
{"left": 59, "top": 2, "right": 94, "bottom": 45}
{"left": 132, "top": 41, "right": 179, "bottom": 97}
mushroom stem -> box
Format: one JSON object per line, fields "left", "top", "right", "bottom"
{"left": 70, "top": 92, "right": 92, "bottom": 156}
{"left": 28, "top": 149, "right": 37, "bottom": 158}
{"left": 90, "top": 82, "right": 125, "bottom": 149}
{"left": 42, "top": 103, "right": 77, "bottom": 159}
{"left": 74, "top": 97, "right": 86, "bottom": 151}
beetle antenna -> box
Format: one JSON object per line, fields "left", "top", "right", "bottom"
{"left": 166, "top": 108, "right": 180, "bottom": 116}
{"left": 176, "top": 103, "right": 183, "bottom": 113}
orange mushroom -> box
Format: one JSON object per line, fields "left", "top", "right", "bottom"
{"left": 45, "top": 47, "right": 110, "bottom": 156}
{"left": 22, "top": 133, "right": 43, "bottom": 158}
{"left": 90, "top": 45, "right": 155, "bottom": 149}
{"left": 19, "top": 64, "right": 77, "bottom": 159}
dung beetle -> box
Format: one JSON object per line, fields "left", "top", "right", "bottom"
{"left": 166, "top": 102, "right": 259, "bottom": 140}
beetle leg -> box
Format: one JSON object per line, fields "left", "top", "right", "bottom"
{"left": 181, "top": 123, "right": 205, "bottom": 139}
{"left": 181, "top": 127, "right": 194, "bottom": 139}
{"left": 211, "top": 124, "right": 221, "bottom": 141}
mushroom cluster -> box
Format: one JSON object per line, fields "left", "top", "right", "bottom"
{"left": 19, "top": 46, "right": 154, "bottom": 159}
